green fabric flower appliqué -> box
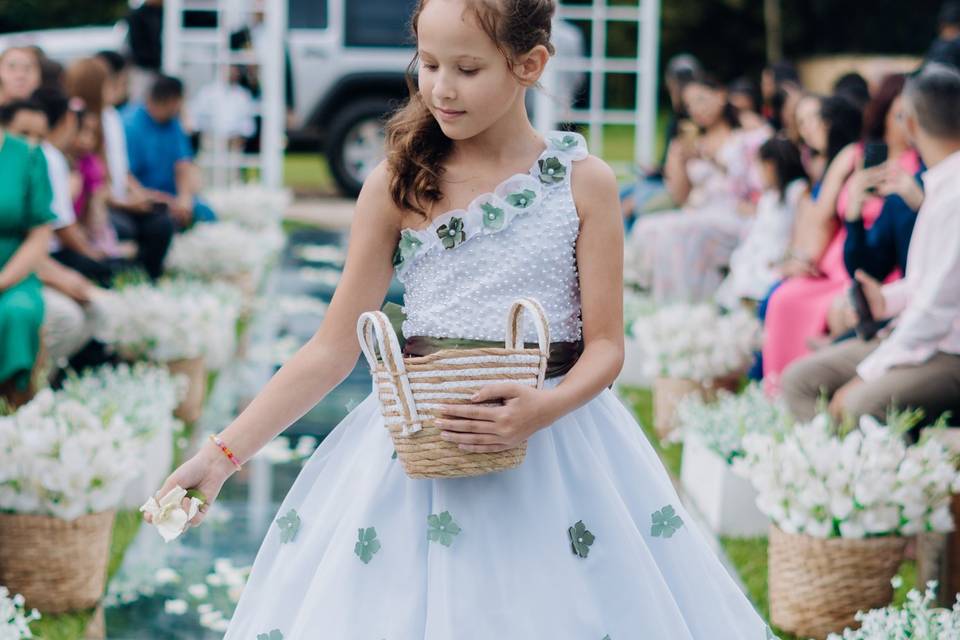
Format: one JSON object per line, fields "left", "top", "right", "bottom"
{"left": 650, "top": 505, "right": 684, "bottom": 538}
{"left": 505, "top": 189, "right": 536, "bottom": 209}
{"left": 355, "top": 526, "right": 381, "bottom": 564}
{"left": 568, "top": 520, "right": 595, "bottom": 558}
{"left": 480, "top": 202, "right": 506, "bottom": 232}
{"left": 538, "top": 156, "right": 566, "bottom": 184}
{"left": 257, "top": 630, "right": 283, "bottom": 640}
{"left": 393, "top": 230, "right": 423, "bottom": 268}
{"left": 427, "top": 511, "right": 462, "bottom": 547}
{"left": 551, "top": 133, "right": 580, "bottom": 151}
{"left": 437, "top": 217, "right": 466, "bottom": 249}
{"left": 276, "top": 509, "right": 301, "bottom": 544}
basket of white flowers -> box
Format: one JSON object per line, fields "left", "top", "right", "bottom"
{"left": 0, "top": 391, "right": 141, "bottom": 613}
{"left": 203, "top": 184, "right": 292, "bottom": 230}
{"left": 734, "top": 414, "right": 960, "bottom": 639}
{"left": 628, "top": 304, "right": 761, "bottom": 438}
{"left": 60, "top": 363, "right": 186, "bottom": 509}
{"left": 676, "top": 384, "right": 793, "bottom": 536}
{"left": 164, "top": 221, "right": 285, "bottom": 311}
{"left": 93, "top": 279, "right": 243, "bottom": 422}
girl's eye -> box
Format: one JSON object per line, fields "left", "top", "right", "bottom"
{"left": 459, "top": 68, "right": 478, "bottom": 76}
{"left": 422, "top": 63, "right": 438, "bottom": 71}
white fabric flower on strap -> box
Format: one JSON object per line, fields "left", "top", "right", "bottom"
{"left": 140, "top": 486, "right": 205, "bottom": 542}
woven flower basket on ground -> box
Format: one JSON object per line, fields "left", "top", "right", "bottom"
{"left": 653, "top": 377, "right": 709, "bottom": 440}
{"left": 358, "top": 298, "right": 550, "bottom": 479}
{"left": 768, "top": 524, "right": 907, "bottom": 639}
{"left": 0, "top": 510, "right": 115, "bottom": 613}
{"left": 166, "top": 357, "right": 207, "bottom": 424}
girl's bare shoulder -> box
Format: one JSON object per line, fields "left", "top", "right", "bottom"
{"left": 571, "top": 154, "right": 620, "bottom": 219}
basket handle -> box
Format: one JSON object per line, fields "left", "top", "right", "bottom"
{"left": 356, "top": 311, "right": 422, "bottom": 435}
{"left": 504, "top": 298, "right": 551, "bottom": 387}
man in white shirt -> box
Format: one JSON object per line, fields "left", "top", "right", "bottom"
{"left": 782, "top": 63, "right": 960, "bottom": 424}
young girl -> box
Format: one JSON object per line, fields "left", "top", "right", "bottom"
{"left": 70, "top": 111, "right": 122, "bottom": 258}
{"left": 150, "top": 1, "right": 772, "bottom": 637}
{"left": 716, "top": 136, "right": 809, "bottom": 310}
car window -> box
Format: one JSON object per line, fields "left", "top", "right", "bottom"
{"left": 289, "top": 0, "right": 328, "bottom": 29}
{"left": 344, "top": 0, "right": 416, "bottom": 47}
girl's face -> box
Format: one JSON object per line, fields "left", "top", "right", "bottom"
{"left": 74, "top": 113, "right": 99, "bottom": 155}
{"left": 885, "top": 95, "right": 909, "bottom": 149}
{"left": 683, "top": 83, "right": 726, "bottom": 129}
{"left": 796, "top": 96, "right": 826, "bottom": 153}
{"left": 0, "top": 49, "right": 41, "bottom": 102}
{"left": 6, "top": 109, "right": 49, "bottom": 146}
{"left": 760, "top": 158, "right": 778, "bottom": 191}
{"left": 416, "top": 0, "right": 529, "bottom": 140}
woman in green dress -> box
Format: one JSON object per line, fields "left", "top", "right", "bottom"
{"left": 0, "top": 128, "right": 56, "bottom": 402}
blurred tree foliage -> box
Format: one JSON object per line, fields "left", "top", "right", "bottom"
{"left": 0, "top": 0, "right": 128, "bottom": 33}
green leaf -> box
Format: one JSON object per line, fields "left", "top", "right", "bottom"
{"left": 185, "top": 489, "right": 207, "bottom": 504}
{"left": 257, "top": 631, "right": 283, "bottom": 640}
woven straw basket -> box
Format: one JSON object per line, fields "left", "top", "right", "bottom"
{"left": 0, "top": 510, "right": 115, "bottom": 613}
{"left": 358, "top": 297, "right": 550, "bottom": 479}
{"left": 768, "top": 524, "right": 907, "bottom": 639}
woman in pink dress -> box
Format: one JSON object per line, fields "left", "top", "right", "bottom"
{"left": 763, "top": 75, "right": 919, "bottom": 393}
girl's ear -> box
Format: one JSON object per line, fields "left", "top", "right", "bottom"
{"left": 514, "top": 44, "right": 551, "bottom": 87}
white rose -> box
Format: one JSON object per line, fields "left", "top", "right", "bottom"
{"left": 139, "top": 486, "right": 203, "bottom": 543}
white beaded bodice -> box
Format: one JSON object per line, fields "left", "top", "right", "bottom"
{"left": 395, "top": 131, "right": 587, "bottom": 343}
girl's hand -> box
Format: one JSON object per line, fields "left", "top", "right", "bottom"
{"left": 144, "top": 440, "right": 238, "bottom": 529}
{"left": 436, "top": 385, "right": 562, "bottom": 453}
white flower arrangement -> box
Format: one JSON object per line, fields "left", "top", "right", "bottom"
{"left": 827, "top": 579, "right": 960, "bottom": 639}
{"left": 733, "top": 414, "right": 960, "bottom": 539}
{"left": 0, "top": 390, "right": 141, "bottom": 520}
{"left": 204, "top": 185, "right": 292, "bottom": 230}
{"left": 94, "top": 278, "right": 242, "bottom": 364}
{"left": 0, "top": 586, "right": 40, "bottom": 640}
{"left": 59, "top": 363, "right": 185, "bottom": 440}
{"left": 675, "top": 383, "right": 793, "bottom": 462}
{"left": 165, "top": 221, "right": 285, "bottom": 282}
{"left": 628, "top": 304, "right": 761, "bottom": 383}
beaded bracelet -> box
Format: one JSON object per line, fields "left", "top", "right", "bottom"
{"left": 209, "top": 434, "right": 243, "bottom": 470}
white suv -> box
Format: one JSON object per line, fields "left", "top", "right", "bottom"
{"left": 0, "top": 0, "right": 582, "bottom": 196}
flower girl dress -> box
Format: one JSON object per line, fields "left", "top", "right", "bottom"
{"left": 224, "top": 133, "right": 773, "bottom": 639}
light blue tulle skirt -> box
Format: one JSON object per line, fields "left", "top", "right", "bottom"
{"left": 224, "top": 381, "right": 771, "bottom": 639}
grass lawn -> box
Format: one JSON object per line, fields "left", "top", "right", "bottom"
{"left": 619, "top": 384, "right": 917, "bottom": 640}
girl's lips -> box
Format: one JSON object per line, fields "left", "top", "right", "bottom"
{"left": 436, "top": 108, "right": 466, "bottom": 121}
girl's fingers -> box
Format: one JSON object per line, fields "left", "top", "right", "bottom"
{"left": 440, "top": 431, "right": 502, "bottom": 445}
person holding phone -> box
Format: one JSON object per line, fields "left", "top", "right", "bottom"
{"left": 781, "top": 64, "right": 960, "bottom": 426}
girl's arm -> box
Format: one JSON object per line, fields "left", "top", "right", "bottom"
{"left": 151, "top": 162, "right": 402, "bottom": 521}
{"left": 664, "top": 139, "right": 693, "bottom": 206}
{"left": 214, "top": 164, "right": 400, "bottom": 461}
{"left": 0, "top": 225, "right": 53, "bottom": 291}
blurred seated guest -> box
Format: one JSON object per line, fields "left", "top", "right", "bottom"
{"left": 620, "top": 54, "right": 701, "bottom": 227}
{"left": 71, "top": 111, "right": 126, "bottom": 259}
{"left": 0, "top": 98, "right": 46, "bottom": 145}
{"left": 0, "top": 46, "right": 41, "bottom": 106}
{"left": 728, "top": 76, "right": 768, "bottom": 131}
{"left": 761, "top": 61, "right": 802, "bottom": 134}
{"left": 782, "top": 64, "right": 960, "bottom": 424}
{"left": 0, "top": 121, "right": 56, "bottom": 405}
{"left": 32, "top": 87, "right": 117, "bottom": 287}
{"left": 762, "top": 78, "right": 919, "bottom": 391}
{"left": 625, "top": 75, "right": 770, "bottom": 304}
{"left": 832, "top": 72, "right": 871, "bottom": 110}
{"left": 97, "top": 51, "right": 174, "bottom": 280}
{"left": 125, "top": 0, "right": 164, "bottom": 103}
{"left": 125, "top": 75, "right": 217, "bottom": 229}
{"left": 190, "top": 65, "right": 257, "bottom": 154}
{"left": 928, "top": 1, "right": 960, "bottom": 69}
{"left": 716, "top": 137, "right": 808, "bottom": 309}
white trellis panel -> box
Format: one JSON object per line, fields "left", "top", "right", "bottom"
{"left": 535, "top": 0, "right": 661, "bottom": 170}
{"left": 162, "top": 0, "right": 287, "bottom": 189}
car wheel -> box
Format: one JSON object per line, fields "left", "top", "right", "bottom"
{"left": 326, "top": 99, "right": 394, "bottom": 197}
